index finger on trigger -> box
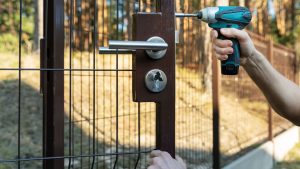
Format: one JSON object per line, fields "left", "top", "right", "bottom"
{"left": 210, "top": 29, "right": 218, "bottom": 42}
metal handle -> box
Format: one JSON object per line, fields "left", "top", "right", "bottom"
{"left": 99, "top": 47, "right": 134, "bottom": 54}
{"left": 109, "top": 40, "right": 168, "bottom": 50}
{"left": 99, "top": 36, "right": 168, "bottom": 60}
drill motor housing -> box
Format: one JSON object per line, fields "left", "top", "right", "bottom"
{"left": 201, "top": 6, "right": 252, "bottom": 75}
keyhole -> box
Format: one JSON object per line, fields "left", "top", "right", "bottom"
{"left": 154, "top": 72, "right": 163, "bottom": 81}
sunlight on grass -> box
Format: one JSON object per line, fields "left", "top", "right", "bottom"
{"left": 274, "top": 143, "right": 300, "bottom": 169}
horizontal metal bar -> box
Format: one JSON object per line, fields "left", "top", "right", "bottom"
{"left": 0, "top": 68, "right": 133, "bottom": 71}
{"left": 109, "top": 40, "right": 168, "bottom": 50}
{"left": 99, "top": 47, "right": 134, "bottom": 54}
{"left": 0, "top": 150, "right": 152, "bottom": 163}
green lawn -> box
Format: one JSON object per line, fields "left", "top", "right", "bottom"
{"left": 275, "top": 143, "right": 300, "bottom": 169}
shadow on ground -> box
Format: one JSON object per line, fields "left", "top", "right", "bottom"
{"left": 1, "top": 79, "right": 294, "bottom": 169}
{"left": 0, "top": 80, "right": 215, "bottom": 169}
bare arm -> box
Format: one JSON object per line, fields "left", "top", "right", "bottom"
{"left": 212, "top": 28, "right": 300, "bottom": 125}
{"left": 243, "top": 50, "right": 300, "bottom": 125}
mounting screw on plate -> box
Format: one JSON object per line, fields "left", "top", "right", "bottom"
{"left": 145, "top": 69, "right": 167, "bottom": 93}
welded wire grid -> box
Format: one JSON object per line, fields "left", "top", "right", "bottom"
{"left": 63, "top": 0, "right": 157, "bottom": 168}
{"left": 175, "top": 2, "right": 213, "bottom": 168}
{"left": 220, "top": 32, "right": 295, "bottom": 166}
{"left": 0, "top": 0, "right": 158, "bottom": 169}
{"left": 0, "top": 0, "right": 44, "bottom": 169}
{"left": 271, "top": 44, "right": 294, "bottom": 135}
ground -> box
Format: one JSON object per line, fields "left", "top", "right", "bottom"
{"left": 0, "top": 52, "right": 294, "bottom": 168}
{"left": 275, "top": 143, "right": 300, "bottom": 169}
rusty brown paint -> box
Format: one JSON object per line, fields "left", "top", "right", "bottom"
{"left": 132, "top": 0, "right": 176, "bottom": 157}
{"left": 43, "top": 0, "right": 64, "bottom": 168}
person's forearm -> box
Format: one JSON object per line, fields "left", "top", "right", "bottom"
{"left": 243, "top": 50, "right": 300, "bottom": 125}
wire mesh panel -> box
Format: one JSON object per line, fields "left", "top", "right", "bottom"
{"left": 0, "top": 0, "right": 44, "bottom": 168}
{"left": 0, "top": 0, "right": 298, "bottom": 169}
{"left": 63, "top": 0, "right": 157, "bottom": 168}
{"left": 175, "top": 1, "right": 214, "bottom": 168}
{"left": 0, "top": 0, "right": 159, "bottom": 169}
{"left": 271, "top": 44, "right": 294, "bottom": 136}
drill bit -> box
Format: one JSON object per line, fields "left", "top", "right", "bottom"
{"left": 175, "top": 12, "right": 203, "bottom": 19}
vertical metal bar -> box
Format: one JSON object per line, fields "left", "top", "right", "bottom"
{"left": 18, "top": 0, "right": 23, "bottom": 168}
{"left": 42, "top": 0, "right": 48, "bottom": 168}
{"left": 134, "top": 103, "right": 141, "bottom": 169}
{"left": 92, "top": 0, "right": 98, "bottom": 167}
{"left": 155, "top": 0, "right": 176, "bottom": 157}
{"left": 267, "top": 39, "right": 273, "bottom": 141}
{"left": 43, "top": 0, "right": 65, "bottom": 168}
{"left": 212, "top": 55, "right": 220, "bottom": 169}
{"left": 113, "top": 0, "right": 120, "bottom": 168}
{"left": 68, "top": 0, "right": 73, "bottom": 168}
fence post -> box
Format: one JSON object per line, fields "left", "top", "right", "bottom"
{"left": 267, "top": 39, "right": 273, "bottom": 141}
{"left": 43, "top": 0, "right": 65, "bottom": 168}
{"left": 212, "top": 54, "right": 220, "bottom": 169}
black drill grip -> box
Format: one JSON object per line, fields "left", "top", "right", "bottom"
{"left": 216, "top": 29, "right": 241, "bottom": 75}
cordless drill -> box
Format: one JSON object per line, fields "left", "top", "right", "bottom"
{"left": 176, "top": 6, "right": 252, "bottom": 75}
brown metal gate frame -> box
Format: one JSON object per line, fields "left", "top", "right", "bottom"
{"left": 42, "top": 0, "right": 176, "bottom": 168}
{"left": 42, "top": 0, "right": 64, "bottom": 168}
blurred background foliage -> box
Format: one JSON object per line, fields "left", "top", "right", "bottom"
{"left": 1, "top": 0, "right": 300, "bottom": 51}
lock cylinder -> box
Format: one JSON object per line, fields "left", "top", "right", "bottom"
{"left": 145, "top": 69, "right": 167, "bottom": 93}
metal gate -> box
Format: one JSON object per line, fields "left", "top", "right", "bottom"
{"left": 0, "top": 0, "right": 216, "bottom": 168}
{"left": 4, "top": 0, "right": 297, "bottom": 169}
{"left": 42, "top": 0, "right": 176, "bottom": 168}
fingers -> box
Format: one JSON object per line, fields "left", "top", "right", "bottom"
{"left": 152, "top": 157, "right": 164, "bottom": 167}
{"left": 175, "top": 155, "right": 187, "bottom": 169}
{"left": 210, "top": 29, "right": 218, "bottom": 42}
{"left": 161, "top": 151, "right": 173, "bottom": 160}
{"left": 210, "top": 29, "right": 233, "bottom": 47}
{"left": 148, "top": 165, "right": 161, "bottom": 169}
{"left": 211, "top": 29, "right": 233, "bottom": 61}
{"left": 213, "top": 45, "right": 233, "bottom": 55}
{"left": 215, "top": 54, "right": 228, "bottom": 61}
{"left": 149, "top": 151, "right": 175, "bottom": 169}
{"left": 150, "top": 150, "right": 162, "bottom": 158}
{"left": 220, "top": 28, "right": 249, "bottom": 42}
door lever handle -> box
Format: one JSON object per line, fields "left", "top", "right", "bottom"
{"left": 109, "top": 39, "right": 168, "bottom": 50}
{"left": 99, "top": 36, "right": 168, "bottom": 60}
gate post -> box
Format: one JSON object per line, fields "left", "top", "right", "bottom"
{"left": 43, "top": 0, "right": 64, "bottom": 168}
{"left": 132, "top": 1, "right": 176, "bottom": 157}
{"left": 156, "top": 0, "right": 176, "bottom": 157}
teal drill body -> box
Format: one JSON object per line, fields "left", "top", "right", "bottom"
{"left": 176, "top": 6, "right": 252, "bottom": 75}
{"left": 202, "top": 6, "right": 252, "bottom": 75}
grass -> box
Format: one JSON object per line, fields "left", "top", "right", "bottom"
{"left": 0, "top": 51, "right": 294, "bottom": 168}
{"left": 274, "top": 143, "right": 300, "bottom": 169}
